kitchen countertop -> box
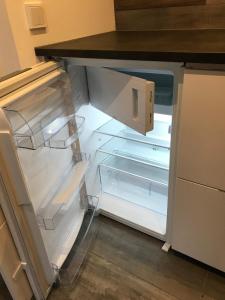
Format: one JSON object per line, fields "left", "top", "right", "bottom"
{"left": 35, "top": 30, "right": 225, "bottom": 64}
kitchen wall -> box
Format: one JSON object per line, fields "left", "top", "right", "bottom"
{"left": 1, "top": 0, "right": 115, "bottom": 74}
{"left": 115, "top": 0, "right": 225, "bottom": 30}
{"left": 0, "top": 1, "right": 20, "bottom": 77}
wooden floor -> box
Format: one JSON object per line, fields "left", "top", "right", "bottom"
{"left": 1, "top": 215, "right": 225, "bottom": 299}
{"left": 48, "top": 216, "right": 225, "bottom": 300}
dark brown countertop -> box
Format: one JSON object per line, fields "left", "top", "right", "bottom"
{"left": 35, "top": 30, "right": 225, "bottom": 64}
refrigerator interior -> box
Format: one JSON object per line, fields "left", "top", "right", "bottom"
{"left": 77, "top": 67, "right": 174, "bottom": 238}
{"left": 3, "top": 65, "right": 174, "bottom": 283}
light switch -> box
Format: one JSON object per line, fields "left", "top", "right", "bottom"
{"left": 25, "top": 2, "right": 46, "bottom": 30}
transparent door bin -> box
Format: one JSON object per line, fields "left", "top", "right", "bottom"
{"left": 98, "top": 136, "right": 170, "bottom": 170}
{"left": 46, "top": 115, "right": 85, "bottom": 149}
{"left": 99, "top": 155, "right": 168, "bottom": 215}
{"left": 37, "top": 153, "right": 90, "bottom": 230}
{"left": 96, "top": 116, "right": 172, "bottom": 149}
{"left": 58, "top": 195, "right": 99, "bottom": 285}
{"left": 6, "top": 109, "right": 84, "bottom": 150}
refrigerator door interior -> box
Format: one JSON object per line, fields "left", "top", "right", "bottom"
{"left": 86, "top": 67, "right": 155, "bottom": 135}
{"left": 0, "top": 113, "right": 53, "bottom": 299}
{"left": 0, "top": 65, "right": 98, "bottom": 291}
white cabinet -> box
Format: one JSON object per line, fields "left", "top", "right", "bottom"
{"left": 172, "top": 69, "right": 225, "bottom": 272}
{"left": 172, "top": 178, "right": 225, "bottom": 272}
{"left": 0, "top": 222, "right": 33, "bottom": 300}
{"left": 177, "top": 70, "right": 225, "bottom": 190}
{"left": 86, "top": 67, "right": 154, "bottom": 134}
{"left": 0, "top": 207, "right": 5, "bottom": 225}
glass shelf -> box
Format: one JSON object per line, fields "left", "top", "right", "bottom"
{"left": 99, "top": 155, "right": 168, "bottom": 216}
{"left": 98, "top": 136, "right": 170, "bottom": 170}
{"left": 37, "top": 153, "right": 89, "bottom": 230}
{"left": 95, "top": 115, "right": 172, "bottom": 149}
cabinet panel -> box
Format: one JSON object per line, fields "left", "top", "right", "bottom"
{"left": 87, "top": 67, "right": 154, "bottom": 135}
{"left": 0, "top": 222, "right": 33, "bottom": 300}
{"left": 177, "top": 70, "right": 225, "bottom": 190}
{"left": 0, "top": 207, "right": 5, "bottom": 226}
{"left": 172, "top": 178, "right": 225, "bottom": 272}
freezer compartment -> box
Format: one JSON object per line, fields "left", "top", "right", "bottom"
{"left": 117, "top": 70, "right": 174, "bottom": 108}
{"left": 37, "top": 154, "right": 90, "bottom": 230}
{"left": 98, "top": 136, "right": 170, "bottom": 170}
{"left": 96, "top": 114, "right": 172, "bottom": 149}
{"left": 41, "top": 193, "right": 99, "bottom": 270}
{"left": 99, "top": 155, "right": 168, "bottom": 215}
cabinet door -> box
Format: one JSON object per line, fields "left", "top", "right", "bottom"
{"left": 0, "top": 222, "right": 33, "bottom": 300}
{"left": 0, "top": 207, "right": 5, "bottom": 225}
{"left": 177, "top": 70, "right": 225, "bottom": 190}
{"left": 172, "top": 178, "right": 225, "bottom": 272}
{"left": 86, "top": 67, "right": 154, "bottom": 134}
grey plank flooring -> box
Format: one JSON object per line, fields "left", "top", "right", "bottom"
{"left": 49, "top": 216, "right": 225, "bottom": 300}
{"left": 1, "top": 216, "right": 225, "bottom": 299}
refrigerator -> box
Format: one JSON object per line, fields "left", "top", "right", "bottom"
{"left": 0, "top": 60, "right": 176, "bottom": 299}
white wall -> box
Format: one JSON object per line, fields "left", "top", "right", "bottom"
{"left": 31, "top": 0, "right": 115, "bottom": 47}
{"left": 0, "top": 1, "right": 20, "bottom": 77}
{"left": 1, "top": 0, "right": 115, "bottom": 72}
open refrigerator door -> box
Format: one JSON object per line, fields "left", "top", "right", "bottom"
{"left": 0, "top": 62, "right": 100, "bottom": 298}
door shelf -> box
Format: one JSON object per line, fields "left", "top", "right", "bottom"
{"left": 8, "top": 112, "right": 84, "bottom": 150}
{"left": 41, "top": 194, "right": 99, "bottom": 270}
{"left": 98, "top": 136, "right": 170, "bottom": 170}
{"left": 95, "top": 117, "right": 172, "bottom": 149}
{"left": 99, "top": 155, "right": 168, "bottom": 215}
{"left": 46, "top": 114, "right": 85, "bottom": 149}
{"left": 37, "top": 153, "right": 89, "bottom": 230}
{"left": 59, "top": 195, "right": 99, "bottom": 284}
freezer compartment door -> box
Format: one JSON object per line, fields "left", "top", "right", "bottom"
{"left": 86, "top": 67, "right": 154, "bottom": 135}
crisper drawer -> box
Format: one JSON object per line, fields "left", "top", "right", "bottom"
{"left": 172, "top": 178, "right": 225, "bottom": 272}
{"left": 99, "top": 156, "right": 168, "bottom": 216}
